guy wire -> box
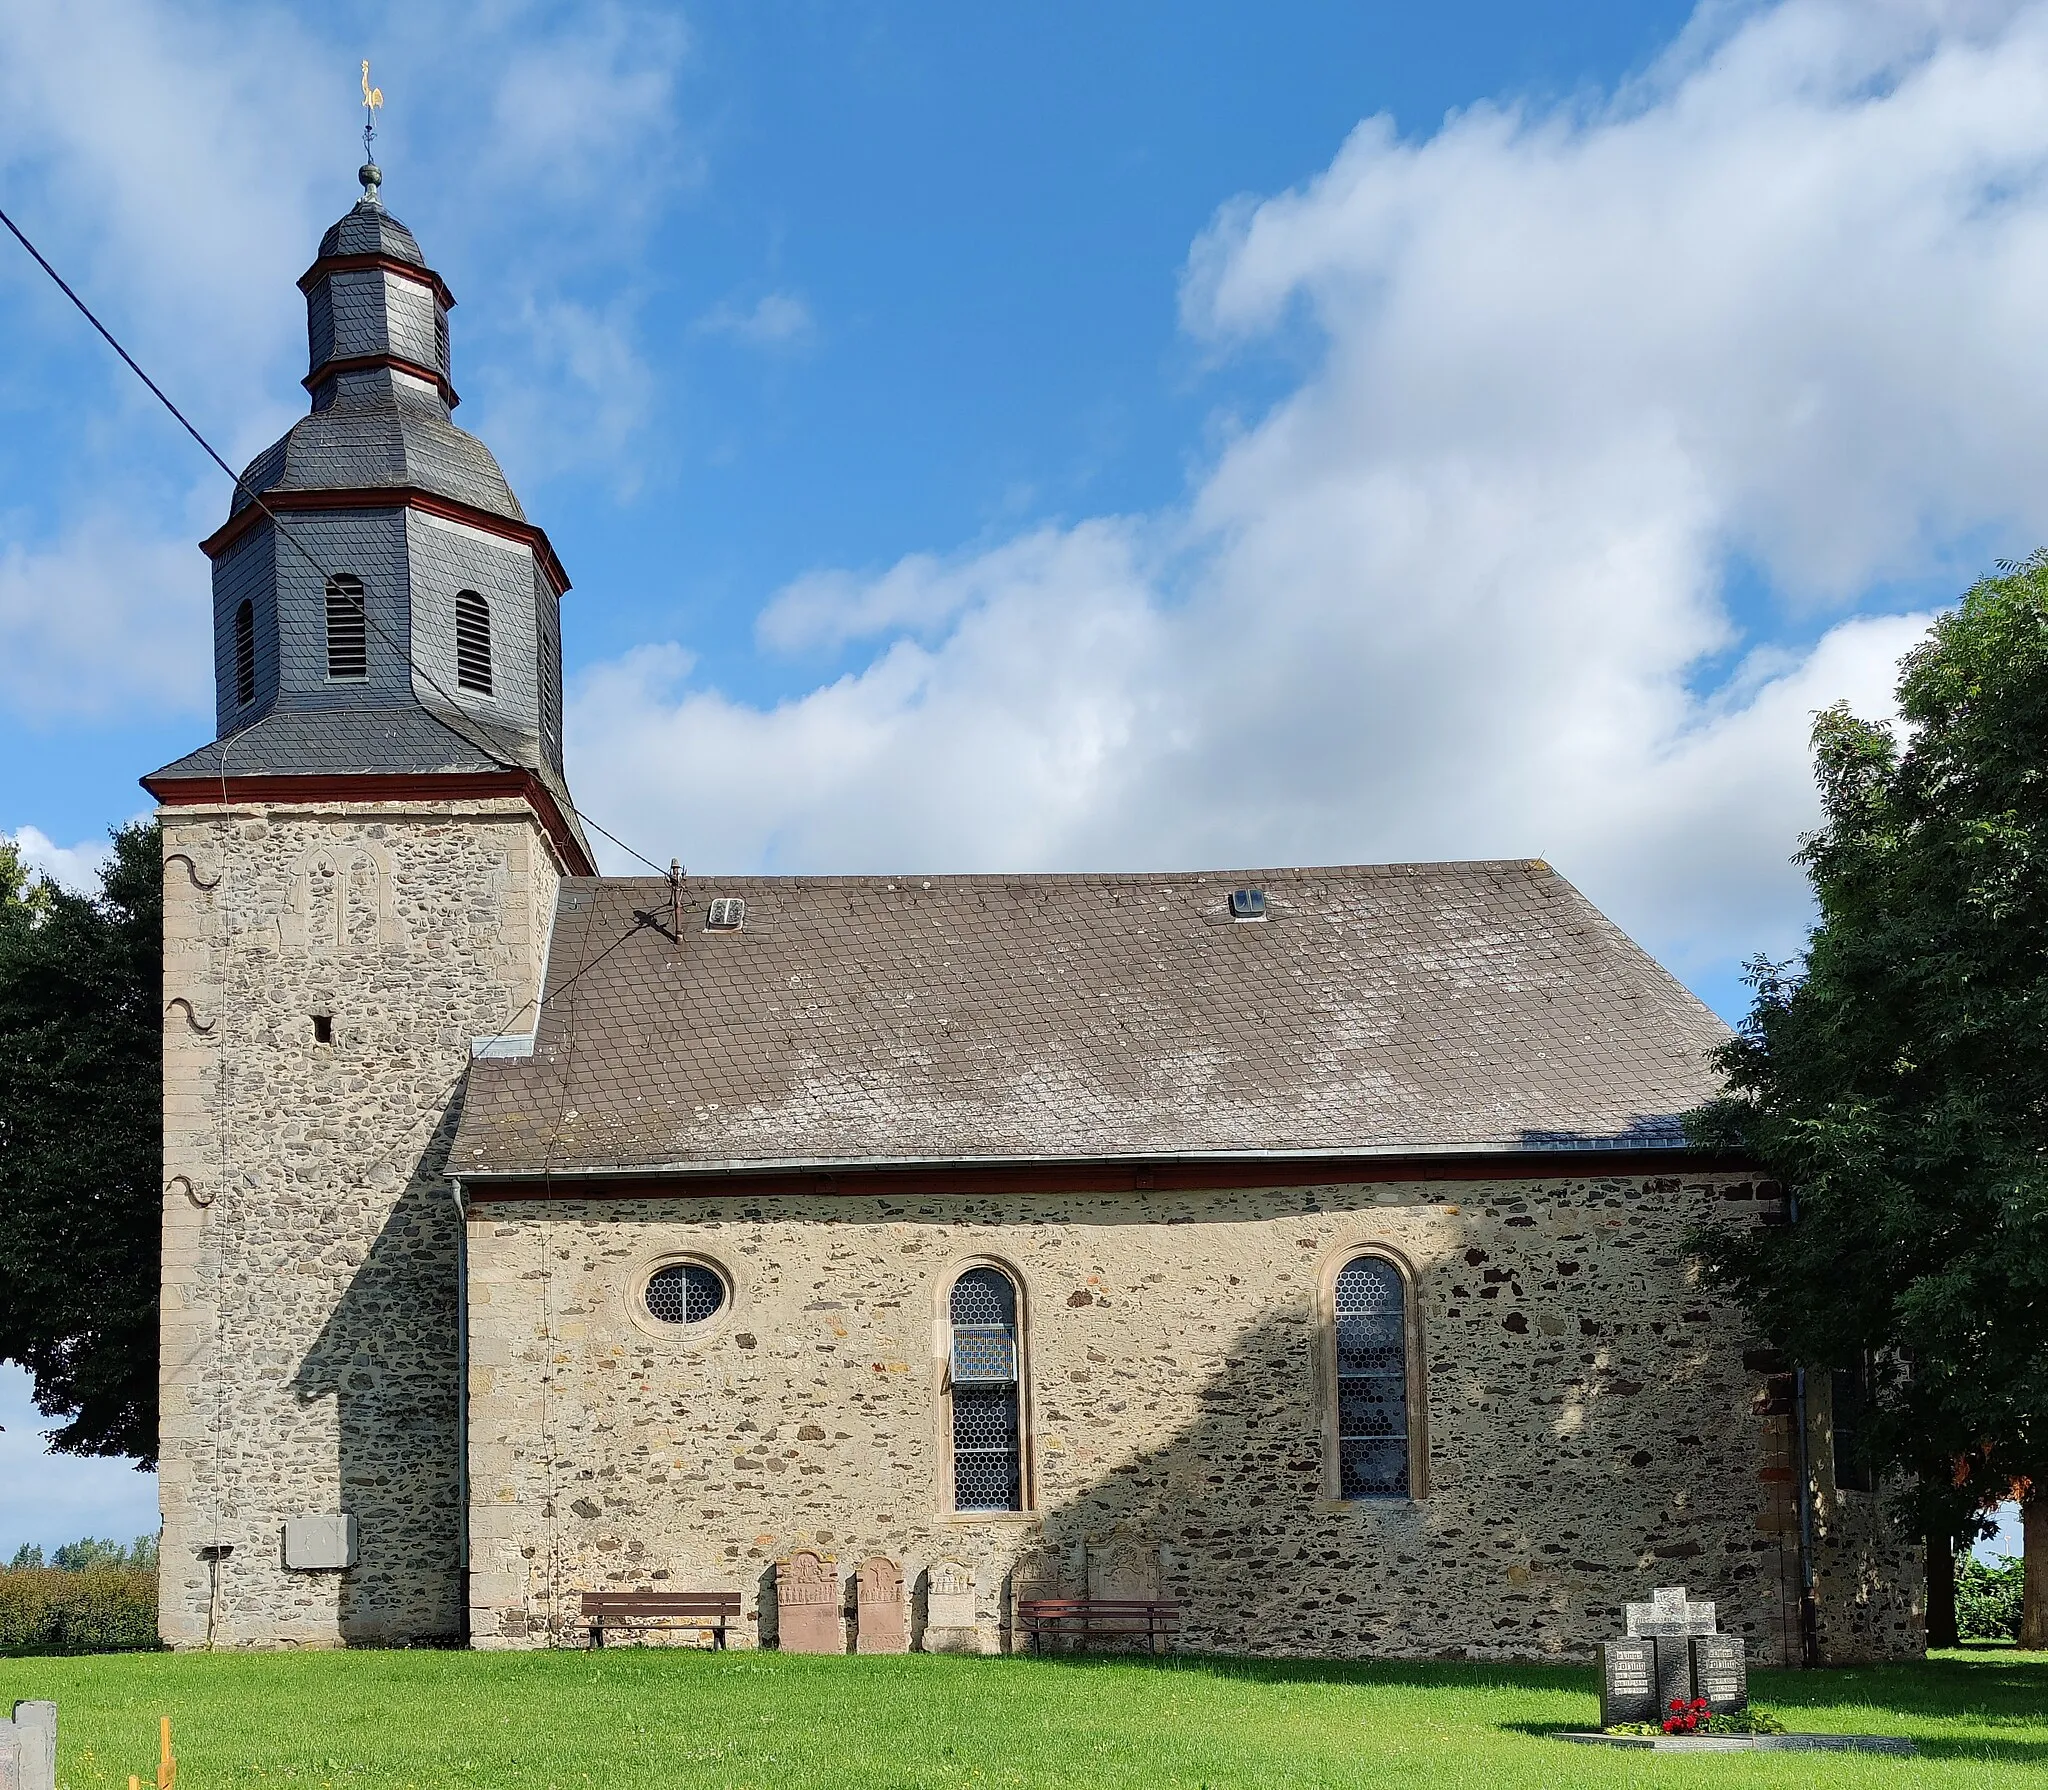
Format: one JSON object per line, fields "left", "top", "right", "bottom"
{"left": 0, "top": 198, "right": 676, "bottom": 881}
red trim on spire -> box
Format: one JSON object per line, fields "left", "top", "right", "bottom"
{"left": 141, "top": 768, "right": 595, "bottom": 876}
{"left": 298, "top": 252, "right": 456, "bottom": 310}
{"left": 199, "top": 488, "right": 571, "bottom": 597}
{"left": 305, "top": 351, "right": 459, "bottom": 409}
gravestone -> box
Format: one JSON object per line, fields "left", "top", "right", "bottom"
{"left": 776, "top": 1551, "right": 843, "bottom": 1654}
{"left": 856, "top": 1557, "right": 908, "bottom": 1654}
{"left": 1652, "top": 1636, "right": 1693, "bottom": 1713}
{"left": 1692, "top": 1633, "right": 1748, "bottom": 1715}
{"left": 12, "top": 1702, "right": 54, "bottom": 1790}
{"left": 1598, "top": 1638, "right": 1657, "bottom": 1729}
{"left": 1623, "top": 1586, "right": 1718, "bottom": 1714}
{"left": 923, "top": 1559, "right": 979, "bottom": 1653}
{"left": 1086, "top": 1529, "right": 1163, "bottom": 1601}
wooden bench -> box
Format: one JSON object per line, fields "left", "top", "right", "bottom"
{"left": 1015, "top": 1596, "right": 1179, "bottom": 1655}
{"left": 581, "top": 1590, "right": 741, "bottom": 1649}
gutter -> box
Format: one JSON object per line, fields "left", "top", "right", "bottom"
{"left": 455, "top": 1136, "right": 1713, "bottom": 1185}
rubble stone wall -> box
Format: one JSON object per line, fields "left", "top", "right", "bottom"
{"left": 462, "top": 1173, "right": 1921, "bottom": 1660}
{"left": 158, "top": 797, "right": 561, "bottom": 1647}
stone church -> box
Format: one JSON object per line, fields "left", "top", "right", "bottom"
{"left": 147, "top": 171, "right": 1921, "bottom": 1662}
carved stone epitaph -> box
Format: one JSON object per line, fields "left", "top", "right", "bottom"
{"left": 1087, "top": 1529, "right": 1163, "bottom": 1601}
{"left": 1598, "top": 1638, "right": 1657, "bottom": 1729}
{"left": 1691, "top": 1633, "right": 1748, "bottom": 1715}
{"left": 923, "top": 1559, "right": 979, "bottom": 1653}
{"left": 776, "top": 1551, "right": 843, "bottom": 1654}
{"left": 856, "top": 1557, "right": 908, "bottom": 1654}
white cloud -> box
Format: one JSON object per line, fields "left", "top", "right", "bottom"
{"left": 4, "top": 826, "right": 112, "bottom": 895}
{"left": 480, "top": 296, "right": 659, "bottom": 494}
{"left": 0, "top": 0, "right": 692, "bottom": 720}
{"left": 0, "top": 516, "right": 211, "bottom": 720}
{"left": 572, "top": 0, "right": 2048, "bottom": 980}
{"left": 698, "top": 291, "right": 816, "bottom": 349}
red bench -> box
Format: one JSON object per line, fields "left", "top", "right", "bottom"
{"left": 1016, "top": 1596, "right": 1179, "bottom": 1654}
{"left": 581, "top": 1589, "right": 741, "bottom": 1649}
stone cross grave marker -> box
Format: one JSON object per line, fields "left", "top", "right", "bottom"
{"left": 1598, "top": 1638, "right": 1657, "bottom": 1729}
{"left": 856, "top": 1556, "right": 908, "bottom": 1654}
{"left": 1691, "top": 1633, "right": 1749, "bottom": 1716}
{"left": 776, "top": 1551, "right": 843, "bottom": 1654}
{"left": 1624, "top": 1585, "right": 1717, "bottom": 1639}
{"left": 1614, "top": 1587, "right": 1728, "bottom": 1721}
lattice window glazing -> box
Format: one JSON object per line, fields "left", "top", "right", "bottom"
{"left": 644, "top": 1262, "right": 725, "bottom": 1326}
{"left": 1336, "top": 1255, "right": 1409, "bottom": 1498}
{"left": 233, "top": 600, "right": 257, "bottom": 707}
{"left": 455, "top": 589, "right": 493, "bottom": 694}
{"left": 951, "top": 1268, "right": 1023, "bottom": 1510}
{"left": 325, "top": 575, "right": 368, "bottom": 680}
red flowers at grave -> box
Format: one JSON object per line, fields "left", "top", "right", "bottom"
{"left": 1663, "top": 1697, "right": 1711, "bottom": 1735}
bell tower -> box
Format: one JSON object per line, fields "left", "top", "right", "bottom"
{"left": 146, "top": 162, "right": 590, "bottom": 1647}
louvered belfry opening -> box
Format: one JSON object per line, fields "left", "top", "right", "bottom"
{"left": 455, "top": 589, "right": 493, "bottom": 694}
{"left": 324, "top": 575, "right": 368, "bottom": 680}
{"left": 233, "top": 599, "right": 256, "bottom": 707}
{"left": 1335, "top": 1256, "right": 1410, "bottom": 1498}
{"left": 949, "top": 1267, "right": 1023, "bottom": 1511}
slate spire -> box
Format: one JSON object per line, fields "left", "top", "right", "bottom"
{"left": 143, "top": 165, "right": 591, "bottom": 873}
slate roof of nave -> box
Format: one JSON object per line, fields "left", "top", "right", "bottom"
{"left": 451, "top": 859, "right": 1731, "bottom": 1178}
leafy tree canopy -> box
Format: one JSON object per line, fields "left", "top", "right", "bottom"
{"left": 0, "top": 821, "right": 161, "bottom": 1465}
{"left": 1688, "top": 558, "right": 2048, "bottom": 1540}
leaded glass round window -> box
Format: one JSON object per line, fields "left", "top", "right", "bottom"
{"left": 644, "top": 1262, "right": 726, "bottom": 1326}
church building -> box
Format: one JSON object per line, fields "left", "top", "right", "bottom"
{"left": 146, "top": 169, "right": 1922, "bottom": 1662}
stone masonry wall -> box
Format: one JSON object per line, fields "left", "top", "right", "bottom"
{"left": 159, "top": 797, "right": 562, "bottom": 1647}
{"left": 462, "top": 1173, "right": 1920, "bottom": 1661}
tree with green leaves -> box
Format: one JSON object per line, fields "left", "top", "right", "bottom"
{"left": 1689, "top": 556, "right": 2048, "bottom": 1651}
{"left": 0, "top": 821, "right": 161, "bottom": 1466}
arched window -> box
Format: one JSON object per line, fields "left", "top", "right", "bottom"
{"left": 233, "top": 599, "right": 256, "bottom": 707}
{"left": 1333, "top": 1254, "right": 1412, "bottom": 1499}
{"left": 325, "top": 575, "right": 367, "bottom": 680}
{"left": 455, "top": 589, "right": 493, "bottom": 694}
{"left": 948, "top": 1267, "right": 1024, "bottom": 1511}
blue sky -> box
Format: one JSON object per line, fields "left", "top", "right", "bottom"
{"left": 7, "top": 0, "right": 2048, "bottom": 1543}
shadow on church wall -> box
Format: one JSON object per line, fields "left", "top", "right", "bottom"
{"left": 289, "top": 1088, "right": 467, "bottom": 1646}
{"left": 967, "top": 1299, "right": 1791, "bottom": 1666}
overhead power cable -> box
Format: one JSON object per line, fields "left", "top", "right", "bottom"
{"left": 0, "top": 198, "right": 675, "bottom": 881}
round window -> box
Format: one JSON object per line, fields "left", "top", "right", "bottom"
{"left": 644, "top": 1262, "right": 727, "bottom": 1326}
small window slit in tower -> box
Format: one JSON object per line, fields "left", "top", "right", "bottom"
{"left": 312, "top": 1014, "right": 334, "bottom": 1045}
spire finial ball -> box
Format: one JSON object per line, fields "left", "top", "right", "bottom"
{"left": 359, "top": 161, "right": 383, "bottom": 204}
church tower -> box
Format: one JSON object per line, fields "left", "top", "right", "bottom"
{"left": 146, "top": 163, "right": 591, "bottom": 1647}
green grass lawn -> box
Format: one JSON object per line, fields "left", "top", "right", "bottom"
{"left": 3, "top": 1645, "right": 2045, "bottom": 1788}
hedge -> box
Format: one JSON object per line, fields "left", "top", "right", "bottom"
{"left": 0, "top": 1567, "right": 157, "bottom": 1653}
{"left": 1957, "top": 1554, "right": 2025, "bottom": 1643}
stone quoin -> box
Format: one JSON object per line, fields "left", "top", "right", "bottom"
{"left": 148, "top": 163, "right": 1923, "bottom": 1661}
